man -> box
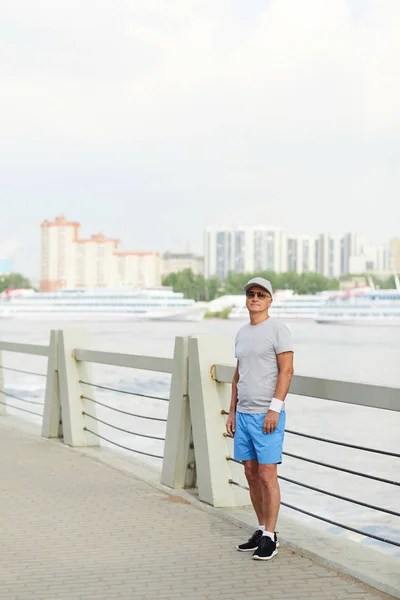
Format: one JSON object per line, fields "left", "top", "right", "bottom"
{"left": 226, "top": 277, "right": 294, "bottom": 561}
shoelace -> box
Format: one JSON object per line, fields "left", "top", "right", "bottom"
{"left": 249, "top": 530, "right": 263, "bottom": 543}
{"left": 258, "top": 535, "right": 275, "bottom": 549}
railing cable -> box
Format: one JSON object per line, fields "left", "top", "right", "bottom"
{"left": 83, "top": 412, "right": 165, "bottom": 441}
{"left": 0, "top": 399, "right": 42, "bottom": 418}
{"left": 225, "top": 450, "right": 400, "bottom": 486}
{"left": 0, "top": 366, "right": 47, "bottom": 378}
{"left": 221, "top": 411, "right": 400, "bottom": 458}
{"left": 82, "top": 395, "right": 167, "bottom": 422}
{"left": 285, "top": 428, "right": 400, "bottom": 459}
{"left": 79, "top": 380, "right": 169, "bottom": 402}
{"left": 83, "top": 428, "right": 163, "bottom": 459}
{"left": 282, "top": 451, "right": 400, "bottom": 486}
{"left": 277, "top": 474, "right": 400, "bottom": 517}
{"left": 226, "top": 456, "right": 400, "bottom": 508}
{"left": 228, "top": 480, "right": 400, "bottom": 548}
{"left": 1, "top": 390, "right": 44, "bottom": 406}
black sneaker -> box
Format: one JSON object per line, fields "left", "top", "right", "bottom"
{"left": 252, "top": 535, "right": 278, "bottom": 561}
{"left": 237, "top": 530, "right": 279, "bottom": 552}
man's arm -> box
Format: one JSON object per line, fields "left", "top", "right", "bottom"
{"left": 274, "top": 351, "right": 294, "bottom": 401}
{"left": 263, "top": 352, "right": 294, "bottom": 434}
{"left": 226, "top": 361, "right": 239, "bottom": 436}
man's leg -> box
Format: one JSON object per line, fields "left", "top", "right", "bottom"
{"left": 236, "top": 458, "right": 266, "bottom": 552}
{"left": 243, "top": 459, "right": 264, "bottom": 525}
{"left": 251, "top": 463, "right": 280, "bottom": 560}
{"left": 258, "top": 463, "right": 280, "bottom": 533}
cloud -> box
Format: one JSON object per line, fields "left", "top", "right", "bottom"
{"left": 0, "top": 0, "right": 399, "bottom": 269}
{"left": 1, "top": 0, "right": 400, "bottom": 146}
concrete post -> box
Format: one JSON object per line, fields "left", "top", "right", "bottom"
{"left": 0, "top": 349, "right": 5, "bottom": 416}
{"left": 42, "top": 330, "right": 62, "bottom": 438}
{"left": 57, "top": 329, "right": 99, "bottom": 447}
{"left": 188, "top": 334, "right": 249, "bottom": 507}
{"left": 161, "top": 337, "right": 195, "bottom": 489}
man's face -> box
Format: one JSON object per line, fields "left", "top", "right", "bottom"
{"left": 245, "top": 285, "right": 272, "bottom": 312}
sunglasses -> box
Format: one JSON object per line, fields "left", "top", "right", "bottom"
{"left": 246, "top": 290, "right": 270, "bottom": 299}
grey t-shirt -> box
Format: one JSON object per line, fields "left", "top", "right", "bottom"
{"left": 235, "top": 318, "right": 293, "bottom": 414}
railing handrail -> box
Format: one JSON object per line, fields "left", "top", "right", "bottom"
{"left": 213, "top": 363, "right": 400, "bottom": 412}
{"left": 1, "top": 331, "right": 399, "bottom": 554}
{"left": 0, "top": 341, "right": 49, "bottom": 357}
{"left": 74, "top": 348, "right": 173, "bottom": 374}
{"left": 0, "top": 339, "right": 174, "bottom": 374}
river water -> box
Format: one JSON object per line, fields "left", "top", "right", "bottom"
{"left": 1, "top": 318, "right": 399, "bottom": 557}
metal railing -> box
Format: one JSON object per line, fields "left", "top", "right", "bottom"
{"left": 0, "top": 341, "right": 48, "bottom": 419}
{"left": 216, "top": 365, "right": 400, "bottom": 549}
{"left": 2, "top": 333, "right": 399, "bottom": 550}
{"left": 74, "top": 348, "right": 172, "bottom": 460}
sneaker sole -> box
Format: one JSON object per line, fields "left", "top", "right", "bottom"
{"left": 252, "top": 549, "right": 278, "bottom": 561}
{"left": 237, "top": 542, "right": 279, "bottom": 552}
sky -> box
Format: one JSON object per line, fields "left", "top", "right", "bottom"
{"left": 1, "top": 0, "right": 399, "bottom": 278}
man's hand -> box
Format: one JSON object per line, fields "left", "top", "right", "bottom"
{"left": 226, "top": 412, "right": 236, "bottom": 437}
{"left": 263, "top": 410, "right": 279, "bottom": 434}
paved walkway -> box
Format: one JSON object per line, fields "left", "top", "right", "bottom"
{"left": 0, "top": 423, "right": 395, "bottom": 600}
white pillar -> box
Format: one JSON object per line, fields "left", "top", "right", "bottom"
{"left": 42, "top": 330, "right": 61, "bottom": 438}
{"left": 161, "top": 337, "right": 195, "bottom": 489}
{"left": 0, "top": 349, "right": 5, "bottom": 416}
{"left": 188, "top": 334, "right": 249, "bottom": 507}
{"left": 57, "top": 329, "right": 99, "bottom": 447}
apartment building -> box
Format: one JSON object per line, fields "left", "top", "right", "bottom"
{"left": 205, "top": 226, "right": 286, "bottom": 279}
{"left": 113, "top": 252, "right": 161, "bottom": 287}
{"left": 204, "top": 225, "right": 390, "bottom": 280}
{"left": 286, "top": 235, "right": 318, "bottom": 274}
{"left": 162, "top": 252, "right": 204, "bottom": 278}
{"left": 40, "top": 216, "right": 80, "bottom": 291}
{"left": 40, "top": 216, "right": 161, "bottom": 291}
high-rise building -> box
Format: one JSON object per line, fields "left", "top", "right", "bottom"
{"left": 162, "top": 252, "right": 204, "bottom": 278}
{"left": 348, "top": 243, "right": 388, "bottom": 275}
{"left": 341, "top": 233, "right": 366, "bottom": 275}
{"left": 205, "top": 226, "right": 286, "bottom": 279}
{"left": 286, "top": 235, "right": 317, "bottom": 274}
{"left": 41, "top": 216, "right": 80, "bottom": 291}
{"left": 75, "top": 233, "right": 120, "bottom": 288}
{"left": 40, "top": 216, "right": 161, "bottom": 291}
{"left": 339, "top": 232, "right": 388, "bottom": 275}
{"left": 253, "top": 227, "right": 287, "bottom": 273}
{"left": 205, "top": 227, "right": 251, "bottom": 280}
{"left": 113, "top": 252, "right": 161, "bottom": 287}
{"left": 206, "top": 225, "right": 392, "bottom": 280}
{"left": 315, "top": 234, "right": 341, "bottom": 278}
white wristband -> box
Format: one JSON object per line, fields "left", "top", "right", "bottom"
{"left": 269, "top": 398, "right": 284, "bottom": 413}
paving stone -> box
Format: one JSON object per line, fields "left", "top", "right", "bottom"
{"left": 0, "top": 423, "right": 394, "bottom": 600}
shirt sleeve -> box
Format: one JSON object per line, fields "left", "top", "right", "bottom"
{"left": 274, "top": 323, "right": 294, "bottom": 355}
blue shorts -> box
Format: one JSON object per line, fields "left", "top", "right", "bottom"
{"left": 234, "top": 411, "right": 286, "bottom": 464}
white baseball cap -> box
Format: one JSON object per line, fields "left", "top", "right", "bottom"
{"left": 243, "top": 277, "right": 273, "bottom": 297}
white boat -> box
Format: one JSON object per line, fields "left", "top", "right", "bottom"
{"left": 315, "top": 289, "right": 400, "bottom": 325}
{"left": 228, "top": 290, "right": 329, "bottom": 320}
{"left": 0, "top": 287, "right": 203, "bottom": 321}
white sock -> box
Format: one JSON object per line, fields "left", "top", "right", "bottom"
{"left": 258, "top": 525, "right": 265, "bottom": 532}
{"left": 262, "top": 530, "right": 274, "bottom": 541}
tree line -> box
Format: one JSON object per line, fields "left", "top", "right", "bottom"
{"left": 162, "top": 269, "right": 398, "bottom": 301}
{"left": 0, "top": 273, "right": 34, "bottom": 294}
{"left": 162, "top": 269, "right": 340, "bottom": 301}
{"left": 1, "top": 270, "right": 396, "bottom": 300}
